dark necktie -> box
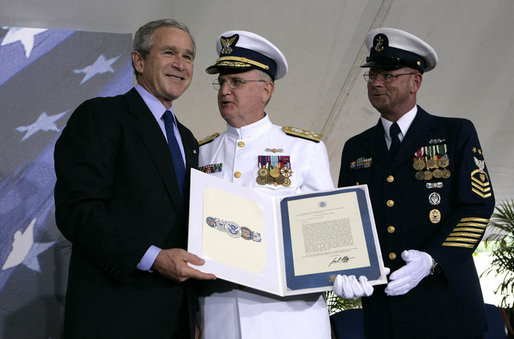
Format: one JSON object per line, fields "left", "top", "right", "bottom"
{"left": 162, "top": 110, "right": 185, "bottom": 195}
{"left": 389, "top": 122, "right": 401, "bottom": 158}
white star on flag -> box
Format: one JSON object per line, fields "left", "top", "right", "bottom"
{"left": 2, "top": 218, "right": 55, "bottom": 272}
{"left": 16, "top": 111, "right": 68, "bottom": 141}
{"left": 1, "top": 27, "right": 47, "bottom": 58}
{"left": 74, "top": 54, "right": 120, "bottom": 84}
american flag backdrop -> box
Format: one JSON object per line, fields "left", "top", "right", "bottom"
{"left": 0, "top": 26, "right": 133, "bottom": 338}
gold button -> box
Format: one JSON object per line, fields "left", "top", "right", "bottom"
{"left": 387, "top": 175, "right": 394, "bottom": 183}
{"left": 386, "top": 200, "right": 394, "bottom": 207}
{"left": 237, "top": 141, "right": 245, "bottom": 148}
{"left": 234, "top": 171, "right": 241, "bottom": 178}
{"left": 389, "top": 252, "right": 397, "bottom": 260}
{"left": 387, "top": 226, "right": 395, "bottom": 233}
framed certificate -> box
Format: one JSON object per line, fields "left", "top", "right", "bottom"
{"left": 188, "top": 169, "right": 386, "bottom": 296}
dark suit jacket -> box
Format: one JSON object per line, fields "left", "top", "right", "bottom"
{"left": 54, "top": 88, "right": 199, "bottom": 338}
{"left": 338, "top": 106, "right": 495, "bottom": 338}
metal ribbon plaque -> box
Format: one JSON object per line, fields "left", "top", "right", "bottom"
{"left": 205, "top": 217, "right": 262, "bottom": 242}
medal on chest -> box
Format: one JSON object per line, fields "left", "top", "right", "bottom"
{"left": 256, "top": 155, "right": 292, "bottom": 187}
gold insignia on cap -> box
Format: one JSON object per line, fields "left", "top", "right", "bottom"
{"left": 199, "top": 132, "right": 220, "bottom": 146}
{"left": 282, "top": 126, "right": 322, "bottom": 142}
{"left": 375, "top": 35, "right": 385, "bottom": 52}
{"left": 220, "top": 34, "right": 239, "bottom": 55}
{"left": 216, "top": 56, "right": 269, "bottom": 70}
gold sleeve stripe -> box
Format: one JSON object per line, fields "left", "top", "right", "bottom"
{"left": 472, "top": 182, "right": 491, "bottom": 191}
{"left": 445, "top": 237, "right": 477, "bottom": 243}
{"left": 471, "top": 176, "right": 489, "bottom": 187}
{"left": 471, "top": 189, "right": 492, "bottom": 198}
{"left": 449, "top": 232, "right": 482, "bottom": 238}
{"left": 456, "top": 222, "right": 487, "bottom": 228}
{"left": 471, "top": 177, "right": 490, "bottom": 187}
{"left": 443, "top": 242, "right": 474, "bottom": 248}
{"left": 459, "top": 217, "right": 489, "bottom": 223}
{"left": 453, "top": 227, "right": 485, "bottom": 233}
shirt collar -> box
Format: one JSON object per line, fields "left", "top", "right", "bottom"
{"left": 381, "top": 105, "right": 418, "bottom": 142}
{"left": 135, "top": 84, "right": 176, "bottom": 123}
{"left": 226, "top": 114, "right": 273, "bottom": 140}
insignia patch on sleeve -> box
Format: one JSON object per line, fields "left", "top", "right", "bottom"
{"left": 471, "top": 147, "right": 492, "bottom": 199}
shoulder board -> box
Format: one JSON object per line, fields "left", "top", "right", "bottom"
{"left": 282, "top": 126, "right": 322, "bottom": 143}
{"left": 199, "top": 132, "right": 220, "bottom": 146}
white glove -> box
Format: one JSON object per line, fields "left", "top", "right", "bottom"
{"left": 333, "top": 275, "right": 374, "bottom": 299}
{"left": 385, "top": 249, "right": 432, "bottom": 296}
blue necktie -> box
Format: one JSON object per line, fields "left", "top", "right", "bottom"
{"left": 389, "top": 122, "right": 401, "bottom": 158}
{"left": 162, "top": 110, "right": 185, "bottom": 195}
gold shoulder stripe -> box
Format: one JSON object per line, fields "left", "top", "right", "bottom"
{"left": 282, "top": 126, "right": 322, "bottom": 143}
{"left": 199, "top": 132, "right": 220, "bottom": 146}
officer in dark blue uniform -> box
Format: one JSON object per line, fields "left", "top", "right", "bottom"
{"left": 332, "top": 27, "right": 495, "bottom": 338}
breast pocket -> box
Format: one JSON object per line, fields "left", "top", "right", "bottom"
{"left": 348, "top": 167, "right": 374, "bottom": 186}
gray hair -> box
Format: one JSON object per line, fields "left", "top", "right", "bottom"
{"left": 132, "top": 19, "right": 196, "bottom": 59}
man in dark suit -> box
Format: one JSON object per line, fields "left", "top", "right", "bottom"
{"left": 332, "top": 28, "right": 495, "bottom": 338}
{"left": 54, "top": 19, "right": 215, "bottom": 339}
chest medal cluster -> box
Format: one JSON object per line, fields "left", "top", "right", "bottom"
{"left": 413, "top": 144, "right": 450, "bottom": 181}
{"left": 256, "top": 155, "right": 292, "bottom": 187}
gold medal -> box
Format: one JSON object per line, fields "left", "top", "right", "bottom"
{"left": 269, "top": 168, "right": 280, "bottom": 178}
{"left": 266, "top": 175, "right": 275, "bottom": 184}
{"left": 256, "top": 176, "right": 267, "bottom": 185}
{"left": 441, "top": 168, "right": 451, "bottom": 179}
{"left": 438, "top": 157, "right": 449, "bottom": 168}
{"left": 429, "top": 209, "right": 441, "bottom": 224}
{"left": 415, "top": 171, "right": 425, "bottom": 181}
{"left": 258, "top": 168, "right": 269, "bottom": 177}
{"left": 432, "top": 169, "right": 443, "bottom": 179}
{"left": 413, "top": 158, "right": 425, "bottom": 171}
{"left": 424, "top": 170, "right": 433, "bottom": 181}
{"left": 283, "top": 178, "right": 291, "bottom": 187}
{"left": 275, "top": 175, "right": 285, "bottom": 185}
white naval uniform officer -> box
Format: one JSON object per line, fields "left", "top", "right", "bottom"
{"left": 197, "top": 30, "right": 333, "bottom": 339}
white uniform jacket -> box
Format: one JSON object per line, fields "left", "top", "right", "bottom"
{"left": 198, "top": 115, "right": 333, "bottom": 339}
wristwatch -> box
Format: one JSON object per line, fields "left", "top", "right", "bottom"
{"left": 430, "top": 258, "right": 441, "bottom": 276}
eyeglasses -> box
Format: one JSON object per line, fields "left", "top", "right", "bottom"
{"left": 212, "top": 78, "right": 268, "bottom": 90}
{"left": 363, "top": 72, "right": 417, "bottom": 83}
